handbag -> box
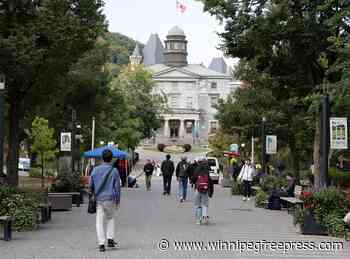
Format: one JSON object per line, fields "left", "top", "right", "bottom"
{"left": 88, "top": 167, "right": 114, "bottom": 214}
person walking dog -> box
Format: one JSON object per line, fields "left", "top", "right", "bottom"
{"left": 89, "top": 149, "right": 121, "bottom": 252}
{"left": 238, "top": 159, "right": 255, "bottom": 201}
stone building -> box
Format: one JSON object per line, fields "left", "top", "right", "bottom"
{"left": 130, "top": 26, "right": 241, "bottom": 145}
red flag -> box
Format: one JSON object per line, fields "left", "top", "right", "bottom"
{"left": 176, "top": 0, "right": 186, "bottom": 14}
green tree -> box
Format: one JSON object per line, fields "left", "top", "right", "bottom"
{"left": 199, "top": 0, "right": 349, "bottom": 189}
{"left": 0, "top": 0, "right": 105, "bottom": 185}
{"left": 29, "top": 117, "right": 58, "bottom": 188}
{"left": 105, "top": 65, "right": 165, "bottom": 149}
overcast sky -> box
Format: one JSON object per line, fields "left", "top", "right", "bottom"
{"left": 103, "top": 0, "right": 238, "bottom": 68}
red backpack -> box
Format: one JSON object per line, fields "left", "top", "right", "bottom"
{"left": 196, "top": 174, "right": 209, "bottom": 193}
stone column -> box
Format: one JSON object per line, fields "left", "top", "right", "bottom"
{"left": 179, "top": 120, "right": 185, "bottom": 138}
{"left": 164, "top": 119, "right": 169, "bottom": 137}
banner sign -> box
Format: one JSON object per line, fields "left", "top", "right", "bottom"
{"left": 60, "top": 132, "right": 72, "bottom": 152}
{"left": 266, "top": 135, "right": 277, "bottom": 154}
{"left": 330, "top": 117, "right": 348, "bottom": 149}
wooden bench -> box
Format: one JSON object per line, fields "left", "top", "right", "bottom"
{"left": 280, "top": 185, "right": 304, "bottom": 213}
{"left": 0, "top": 216, "right": 12, "bottom": 241}
{"left": 39, "top": 203, "right": 52, "bottom": 223}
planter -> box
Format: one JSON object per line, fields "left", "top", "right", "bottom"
{"left": 48, "top": 193, "right": 73, "bottom": 211}
{"left": 300, "top": 210, "right": 327, "bottom": 236}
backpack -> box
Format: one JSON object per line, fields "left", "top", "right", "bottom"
{"left": 196, "top": 174, "right": 209, "bottom": 193}
{"left": 267, "top": 191, "right": 281, "bottom": 210}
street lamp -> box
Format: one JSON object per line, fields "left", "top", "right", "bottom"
{"left": 0, "top": 72, "right": 5, "bottom": 177}
{"left": 261, "top": 117, "right": 267, "bottom": 174}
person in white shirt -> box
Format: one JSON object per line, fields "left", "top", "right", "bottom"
{"left": 238, "top": 159, "right": 256, "bottom": 201}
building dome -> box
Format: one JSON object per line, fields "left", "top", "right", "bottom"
{"left": 168, "top": 26, "right": 185, "bottom": 37}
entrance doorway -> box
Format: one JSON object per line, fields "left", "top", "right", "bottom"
{"left": 169, "top": 120, "right": 180, "bottom": 138}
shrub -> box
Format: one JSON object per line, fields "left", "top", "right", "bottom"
{"left": 231, "top": 180, "right": 243, "bottom": 195}
{"left": 0, "top": 185, "right": 39, "bottom": 231}
{"left": 329, "top": 167, "right": 350, "bottom": 188}
{"left": 157, "top": 143, "right": 166, "bottom": 152}
{"left": 183, "top": 144, "right": 192, "bottom": 152}
{"left": 29, "top": 168, "right": 42, "bottom": 178}
{"left": 50, "top": 170, "right": 81, "bottom": 192}
{"left": 255, "top": 189, "right": 268, "bottom": 208}
{"left": 293, "top": 187, "right": 350, "bottom": 238}
{"left": 312, "top": 187, "right": 350, "bottom": 227}
{"left": 324, "top": 212, "right": 347, "bottom": 238}
{"left": 260, "top": 175, "right": 286, "bottom": 193}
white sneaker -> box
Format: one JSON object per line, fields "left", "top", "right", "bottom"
{"left": 247, "top": 197, "right": 250, "bottom": 201}
{"left": 243, "top": 197, "right": 247, "bottom": 201}
{"left": 196, "top": 220, "right": 201, "bottom": 225}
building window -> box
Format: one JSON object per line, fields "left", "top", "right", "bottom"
{"left": 210, "top": 94, "right": 220, "bottom": 108}
{"left": 210, "top": 121, "right": 219, "bottom": 134}
{"left": 186, "top": 97, "right": 193, "bottom": 109}
{"left": 170, "top": 95, "right": 178, "bottom": 108}
{"left": 211, "top": 82, "right": 217, "bottom": 89}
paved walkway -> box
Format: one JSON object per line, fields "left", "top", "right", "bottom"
{"left": 1, "top": 175, "right": 350, "bottom": 259}
{"left": 1, "top": 149, "right": 350, "bottom": 258}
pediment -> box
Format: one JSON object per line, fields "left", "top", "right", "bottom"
{"left": 153, "top": 67, "right": 200, "bottom": 79}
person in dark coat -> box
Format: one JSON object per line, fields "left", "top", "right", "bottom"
{"left": 161, "top": 154, "right": 175, "bottom": 195}
{"left": 143, "top": 159, "right": 154, "bottom": 191}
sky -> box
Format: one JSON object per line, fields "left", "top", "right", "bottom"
{"left": 103, "top": 0, "right": 238, "bottom": 68}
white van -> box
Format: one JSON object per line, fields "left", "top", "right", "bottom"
{"left": 207, "top": 157, "right": 220, "bottom": 184}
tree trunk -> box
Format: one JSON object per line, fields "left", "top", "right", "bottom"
{"left": 41, "top": 152, "right": 44, "bottom": 188}
{"left": 289, "top": 138, "right": 300, "bottom": 183}
{"left": 6, "top": 99, "right": 20, "bottom": 186}
{"left": 313, "top": 119, "right": 321, "bottom": 191}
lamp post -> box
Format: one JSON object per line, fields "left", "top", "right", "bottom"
{"left": 261, "top": 117, "right": 266, "bottom": 173}
{"left": 71, "top": 109, "right": 76, "bottom": 173}
{"left": 0, "top": 72, "right": 5, "bottom": 177}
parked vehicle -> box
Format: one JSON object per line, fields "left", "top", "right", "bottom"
{"left": 207, "top": 157, "right": 220, "bottom": 184}
{"left": 18, "top": 158, "right": 31, "bottom": 171}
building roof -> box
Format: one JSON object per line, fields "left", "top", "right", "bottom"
{"left": 209, "top": 57, "right": 228, "bottom": 74}
{"left": 167, "top": 26, "right": 185, "bottom": 37}
{"left": 132, "top": 43, "right": 142, "bottom": 57}
{"left": 147, "top": 63, "right": 232, "bottom": 79}
{"left": 142, "top": 34, "right": 164, "bottom": 66}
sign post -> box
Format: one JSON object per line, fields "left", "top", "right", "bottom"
{"left": 330, "top": 117, "right": 348, "bottom": 150}
{"left": 266, "top": 135, "right": 277, "bottom": 154}
{"left": 60, "top": 132, "right": 72, "bottom": 152}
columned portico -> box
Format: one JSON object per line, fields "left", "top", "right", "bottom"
{"left": 159, "top": 110, "right": 200, "bottom": 144}
{"left": 164, "top": 119, "right": 169, "bottom": 137}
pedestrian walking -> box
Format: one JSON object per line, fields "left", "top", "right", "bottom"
{"left": 192, "top": 157, "right": 214, "bottom": 225}
{"left": 144, "top": 159, "right": 154, "bottom": 191}
{"left": 89, "top": 149, "right": 121, "bottom": 252}
{"left": 176, "top": 156, "right": 190, "bottom": 202}
{"left": 238, "top": 159, "right": 255, "bottom": 201}
{"left": 161, "top": 154, "right": 175, "bottom": 195}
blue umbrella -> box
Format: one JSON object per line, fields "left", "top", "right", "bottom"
{"left": 83, "top": 145, "right": 128, "bottom": 159}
